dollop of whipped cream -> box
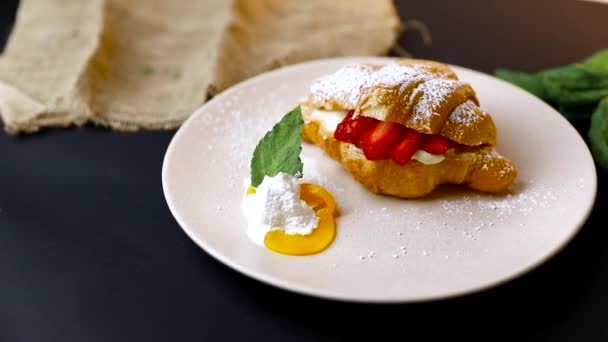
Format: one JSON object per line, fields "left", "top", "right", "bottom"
{"left": 241, "top": 173, "right": 319, "bottom": 246}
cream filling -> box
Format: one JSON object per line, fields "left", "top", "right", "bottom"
{"left": 307, "top": 109, "right": 348, "bottom": 138}
{"left": 411, "top": 150, "right": 445, "bottom": 164}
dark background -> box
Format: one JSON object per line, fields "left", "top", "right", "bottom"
{"left": 1, "top": 0, "right": 608, "bottom": 341}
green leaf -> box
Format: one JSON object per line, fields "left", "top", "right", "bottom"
{"left": 495, "top": 69, "right": 546, "bottom": 99}
{"left": 250, "top": 106, "right": 304, "bottom": 187}
{"left": 497, "top": 50, "right": 608, "bottom": 169}
{"left": 496, "top": 49, "right": 608, "bottom": 117}
{"left": 588, "top": 97, "right": 608, "bottom": 170}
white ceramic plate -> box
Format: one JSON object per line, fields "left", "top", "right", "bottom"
{"left": 162, "top": 57, "right": 597, "bottom": 302}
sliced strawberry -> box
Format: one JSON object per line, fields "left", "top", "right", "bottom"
{"left": 333, "top": 110, "right": 355, "bottom": 143}
{"left": 350, "top": 116, "right": 379, "bottom": 147}
{"left": 334, "top": 112, "right": 378, "bottom": 147}
{"left": 390, "top": 128, "right": 423, "bottom": 165}
{"left": 360, "top": 121, "right": 404, "bottom": 160}
{"left": 421, "top": 134, "right": 449, "bottom": 155}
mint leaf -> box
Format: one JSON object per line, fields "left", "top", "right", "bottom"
{"left": 250, "top": 106, "right": 304, "bottom": 187}
{"left": 589, "top": 97, "right": 608, "bottom": 170}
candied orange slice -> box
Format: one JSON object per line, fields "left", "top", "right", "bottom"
{"left": 265, "top": 208, "right": 335, "bottom": 256}
{"left": 244, "top": 183, "right": 336, "bottom": 256}
{"left": 299, "top": 183, "right": 337, "bottom": 215}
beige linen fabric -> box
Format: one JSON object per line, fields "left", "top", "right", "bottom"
{"left": 0, "top": 0, "right": 400, "bottom": 134}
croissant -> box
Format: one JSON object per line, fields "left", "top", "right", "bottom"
{"left": 301, "top": 59, "right": 517, "bottom": 198}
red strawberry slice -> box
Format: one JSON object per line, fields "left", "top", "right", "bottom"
{"left": 350, "top": 116, "right": 379, "bottom": 147}
{"left": 420, "top": 134, "right": 450, "bottom": 155}
{"left": 390, "top": 128, "right": 423, "bottom": 165}
{"left": 360, "top": 121, "right": 404, "bottom": 160}
{"left": 334, "top": 112, "right": 378, "bottom": 147}
{"left": 333, "top": 110, "right": 355, "bottom": 143}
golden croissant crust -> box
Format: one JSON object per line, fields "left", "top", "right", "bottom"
{"left": 307, "top": 58, "right": 496, "bottom": 146}
{"left": 301, "top": 59, "right": 517, "bottom": 197}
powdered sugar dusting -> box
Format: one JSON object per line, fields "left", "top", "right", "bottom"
{"left": 369, "top": 63, "right": 430, "bottom": 88}
{"left": 449, "top": 100, "right": 486, "bottom": 126}
{"left": 309, "top": 63, "right": 375, "bottom": 108}
{"left": 440, "top": 182, "right": 560, "bottom": 223}
{"left": 308, "top": 63, "right": 459, "bottom": 110}
{"left": 344, "top": 177, "right": 572, "bottom": 262}
{"left": 192, "top": 86, "right": 293, "bottom": 191}
{"left": 410, "top": 77, "right": 467, "bottom": 125}
{"left": 476, "top": 149, "right": 516, "bottom": 177}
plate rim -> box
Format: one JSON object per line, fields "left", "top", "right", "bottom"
{"left": 162, "top": 57, "right": 598, "bottom": 303}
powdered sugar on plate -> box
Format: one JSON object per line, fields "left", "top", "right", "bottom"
{"left": 439, "top": 180, "right": 561, "bottom": 231}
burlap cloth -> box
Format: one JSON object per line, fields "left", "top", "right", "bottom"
{"left": 0, "top": 0, "right": 400, "bottom": 134}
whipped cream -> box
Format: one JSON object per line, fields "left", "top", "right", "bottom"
{"left": 307, "top": 109, "right": 347, "bottom": 137}
{"left": 241, "top": 173, "right": 319, "bottom": 246}
{"left": 411, "top": 149, "right": 445, "bottom": 164}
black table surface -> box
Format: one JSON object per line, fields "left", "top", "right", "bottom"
{"left": 2, "top": 0, "right": 608, "bottom": 341}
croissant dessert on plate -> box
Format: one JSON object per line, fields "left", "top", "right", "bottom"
{"left": 301, "top": 59, "right": 517, "bottom": 198}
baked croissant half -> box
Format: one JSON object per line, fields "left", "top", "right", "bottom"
{"left": 301, "top": 59, "right": 517, "bottom": 198}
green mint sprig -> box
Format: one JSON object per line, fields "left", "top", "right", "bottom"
{"left": 250, "top": 106, "right": 304, "bottom": 187}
